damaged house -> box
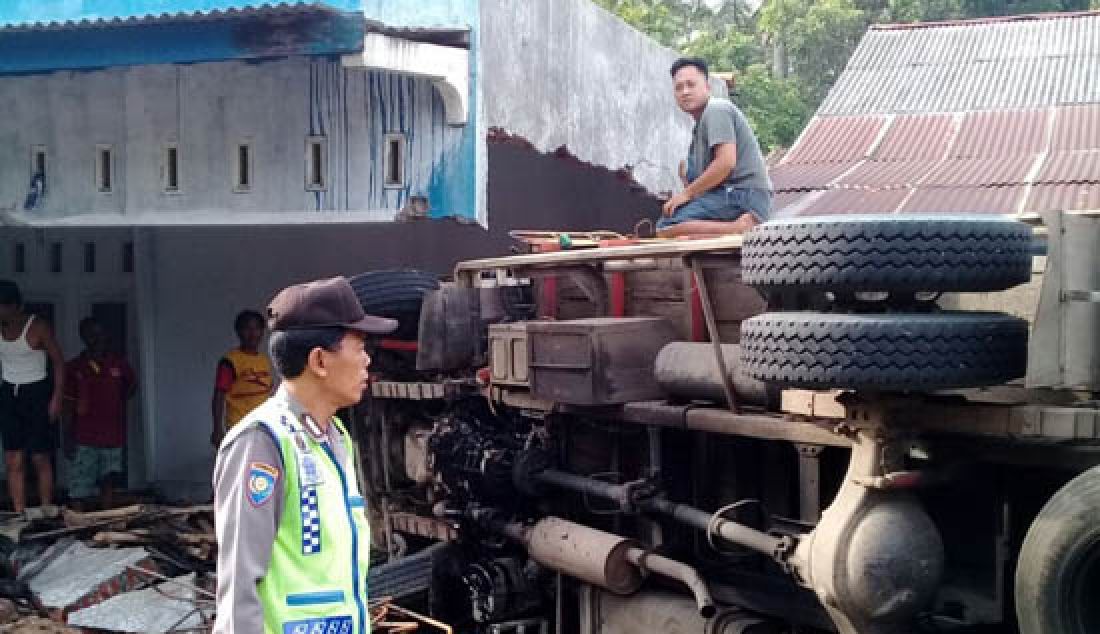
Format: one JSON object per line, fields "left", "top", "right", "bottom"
{"left": 0, "top": 0, "right": 691, "bottom": 500}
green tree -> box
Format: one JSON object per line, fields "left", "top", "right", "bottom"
{"left": 758, "top": 0, "right": 867, "bottom": 105}
{"left": 735, "top": 63, "right": 812, "bottom": 152}
{"left": 595, "top": 0, "right": 1097, "bottom": 152}
{"left": 592, "top": 0, "right": 690, "bottom": 47}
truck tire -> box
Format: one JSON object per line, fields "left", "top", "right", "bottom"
{"left": 349, "top": 270, "right": 440, "bottom": 339}
{"left": 740, "top": 311, "right": 1028, "bottom": 390}
{"left": 742, "top": 216, "right": 1033, "bottom": 293}
{"left": 1015, "top": 466, "right": 1100, "bottom": 634}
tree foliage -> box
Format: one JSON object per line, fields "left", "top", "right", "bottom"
{"left": 593, "top": 0, "right": 1094, "bottom": 152}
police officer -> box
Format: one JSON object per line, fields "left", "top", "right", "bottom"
{"left": 213, "top": 277, "right": 396, "bottom": 634}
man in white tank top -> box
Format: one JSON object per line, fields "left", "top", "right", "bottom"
{"left": 0, "top": 280, "right": 65, "bottom": 513}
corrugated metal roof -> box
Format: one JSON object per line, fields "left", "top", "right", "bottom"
{"left": 922, "top": 155, "right": 1039, "bottom": 186}
{"left": 796, "top": 188, "right": 910, "bottom": 215}
{"left": 1051, "top": 104, "right": 1100, "bottom": 151}
{"left": 782, "top": 116, "right": 885, "bottom": 164}
{"left": 777, "top": 11, "right": 1100, "bottom": 217}
{"left": 1036, "top": 151, "right": 1100, "bottom": 183}
{"left": 770, "top": 162, "right": 856, "bottom": 190}
{"left": 900, "top": 186, "right": 1025, "bottom": 214}
{"left": 951, "top": 109, "right": 1049, "bottom": 157}
{"left": 1026, "top": 183, "right": 1100, "bottom": 211}
{"left": 873, "top": 114, "right": 955, "bottom": 161}
{"left": 0, "top": 2, "right": 358, "bottom": 32}
{"left": 820, "top": 12, "right": 1100, "bottom": 116}
{"left": 836, "top": 160, "right": 941, "bottom": 188}
{"left": 772, "top": 191, "right": 811, "bottom": 217}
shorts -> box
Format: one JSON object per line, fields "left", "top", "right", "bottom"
{"left": 67, "top": 445, "right": 124, "bottom": 498}
{"left": 658, "top": 186, "right": 773, "bottom": 229}
{"left": 0, "top": 379, "right": 57, "bottom": 453}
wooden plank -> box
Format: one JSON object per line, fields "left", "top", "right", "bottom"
{"left": 455, "top": 236, "right": 744, "bottom": 282}
{"left": 626, "top": 269, "right": 684, "bottom": 299}
{"left": 781, "top": 389, "right": 847, "bottom": 418}
{"left": 629, "top": 299, "right": 690, "bottom": 340}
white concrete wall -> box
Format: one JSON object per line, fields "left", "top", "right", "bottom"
{"left": 140, "top": 223, "right": 492, "bottom": 498}
{"left": 480, "top": 0, "right": 692, "bottom": 197}
{"left": 0, "top": 56, "right": 467, "bottom": 222}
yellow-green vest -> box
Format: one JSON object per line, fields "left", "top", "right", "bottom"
{"left": 239, "top": 405, "right": 372, "bottom": 634}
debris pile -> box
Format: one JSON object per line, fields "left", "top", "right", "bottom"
{"left": 0, "top": 505, "right": 215, "bottom": 633}
{"left": 0, "top": 505, "right": 450, "bottom": 632}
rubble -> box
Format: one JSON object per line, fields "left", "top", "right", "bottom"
{"left": 0, "top": 504, "right": 449, "bottom": 633}
{"left": 67, "top": 573, "right": 212, "bottom": 633}
{"left": 0, "top": 505, "right": 216, "bottom": 632}
{"left": 23, "top": 541, "right": 151, "bottom": 614}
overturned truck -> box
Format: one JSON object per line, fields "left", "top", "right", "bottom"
{"left": 353, "top": 212, "right": 1100, "bottom": 634}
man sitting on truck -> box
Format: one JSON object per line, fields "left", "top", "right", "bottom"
{"left": 659, "top": 57, "right": 773, "bottom": 237}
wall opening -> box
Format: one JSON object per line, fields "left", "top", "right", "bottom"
{"left": 31, "top": 145, "right": 46, "bottom": 179}
{"left": 164, "top": 144, "right": 180, "bottom": 193}
{"left": 123, "top": 242, "right": 134, "bottom": 274}
{"left": 234, "top": 142, "right": 252, "bottom": 193}
{"left": 96, "top": 145, "right": 113, "bottom": 193}
{"left": 306, "top": 136, "right": 327, "bottom": 191}
{"left": 384, "top": 133, "right": 406, "bottom": 188}
{"left": 14, "top": 243, "right": 25, "bottom": 273}
{"left": 50, "top": 242, "right": 62, "bottom": 274}
{"left": 84, "top": 242, "right": 97, "bottom": 274}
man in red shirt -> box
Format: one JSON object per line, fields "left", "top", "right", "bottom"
{"left": 63, "top": 317, "right": 136, "bottom": 510}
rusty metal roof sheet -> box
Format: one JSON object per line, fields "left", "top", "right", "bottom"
{"left": 836, "top": 160, "right": 941, "bottom": 188}
{"left": 820, "top": 12, "right": 1100, "bottom": 116}
{"left": 782, "top": 116, "right": 885, "bottom": 164}
{"left": 772, "top": 191, "right": 811, "bottom": 217}
{"left": 873, "top": 114, "right": 955, "bottom": 161}
{"left": 778, "top": 12, "right": 1100, "bottom": 217}
{"left": 1036, "top": 151, "right": 1100, "bottom": 183}
{"left": 899, "top": 186, "right": 1025, "bottom": 214}
{"left": 796, "top": 188, "right": 910, "bottom": 215}
{"left": 950, "top": 109, "right": 1050, "bottom": 158}
{"left": 1026, "top": 183, "right": 1100, "bottom": 211}
{"left": 922, "top": 155, "right": 1039, "bottom": 187}
{"left": 770, "top": 162, "right": 856, "bottom": 191}
{"left": 1051, "top": 104, "right": 1100, "bottom": 151}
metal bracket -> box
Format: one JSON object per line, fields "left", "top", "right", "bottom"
{"left": 1062, "top": 290, "right": 1100, "bottom": 302}
{"left": 688, "top": 256, "right": 739, "bottom": 413}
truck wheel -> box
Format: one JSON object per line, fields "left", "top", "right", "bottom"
{"left": 742, "top": 216, "right": 1033, "bottom": 293}
{"left": 349, "top": 270, "right": 440, "bottom": 339}
{"left": 1016, "top": 467, "right": 1100, "bottom": 634}
{"left": 740, "top": 311, "right": 1028, "bottom": 390}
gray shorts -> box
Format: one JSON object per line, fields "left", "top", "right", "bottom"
{"left": 658, "top": 186, "right": 772, "bottom": 229}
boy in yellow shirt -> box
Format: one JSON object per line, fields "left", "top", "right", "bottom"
{"left": 211, "top": 310, "right": 273, "bottom": 447}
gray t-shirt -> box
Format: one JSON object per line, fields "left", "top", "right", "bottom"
{"left": 688, "top": 97, "right": 772, "bottom": 192}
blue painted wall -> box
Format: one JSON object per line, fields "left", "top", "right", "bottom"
{"left": 360, "top": 0, "right": 476, "bottom": 28}
{"left": 0, "top": 13, "right": 366, "bottom": 73}
{"left": 361, "top": 0, "right": 481, "bottom": 221}
{"left": 0, "top": 57, "right": 472, "bottom": 220}
{"left": 0, "top": 1, "right": 363, "bottom": 25}
{"left": 0, "top": 0, "right": 482, "bottom": 221}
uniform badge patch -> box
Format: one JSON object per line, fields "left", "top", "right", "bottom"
{"left": 247, "top": 462, "right": 280, "bottom": 507}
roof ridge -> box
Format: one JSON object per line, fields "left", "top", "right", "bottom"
{"left": 872, "top": 9, "right": 1100, "bottom": 32}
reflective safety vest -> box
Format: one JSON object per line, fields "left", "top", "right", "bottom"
{"left": 242, "top": 402, "right": 372, "bottom": 634}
